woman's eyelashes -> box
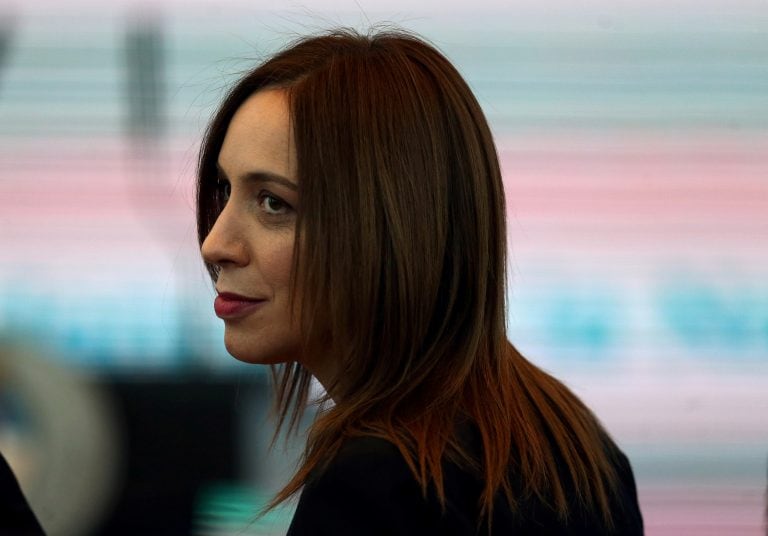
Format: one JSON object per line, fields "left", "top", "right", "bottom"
{"left": 216, "top": 176, "right": 231, "bottom": 204}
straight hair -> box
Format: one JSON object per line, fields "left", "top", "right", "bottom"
{"left": 198, "top": 28, "right": 623, "bottom": 530}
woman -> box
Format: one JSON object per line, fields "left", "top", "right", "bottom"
{"left": 197, "top": 28, "right": 644, "bottom": 535}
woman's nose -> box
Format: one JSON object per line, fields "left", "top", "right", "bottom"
{"left": 200, "top": 206, "right": 249, "bottom": 269}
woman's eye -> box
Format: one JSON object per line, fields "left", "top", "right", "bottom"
{"left": 216, "top": 178, "right": 231, "bottom": 202}
{"left": 258, "top": 193, "right": 290, "bottom": 215}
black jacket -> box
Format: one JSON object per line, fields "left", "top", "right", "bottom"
{"left": 287, "top": 431, "right": 643, "bottom": 535}
{"left": 0, "top": 451, "right": 45, "bottom": 535}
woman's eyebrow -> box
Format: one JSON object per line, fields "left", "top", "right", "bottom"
{"left": 216, "top": 162, "right": 297, "bottom": 191}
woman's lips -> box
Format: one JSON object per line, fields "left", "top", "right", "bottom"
{"left": 214, "top": 293, "right": 267, "bottom": 319}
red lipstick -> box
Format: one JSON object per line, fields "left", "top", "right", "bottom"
{"left": 214, "top": 292, "right": 266, "bottom": 319}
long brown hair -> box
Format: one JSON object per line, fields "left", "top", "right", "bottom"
{"left": 198, "top": 28, "right": 622, "bottom": 529}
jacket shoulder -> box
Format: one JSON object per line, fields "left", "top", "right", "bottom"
{"left": 287, "top": 436, "right": 445, "bottom": 535}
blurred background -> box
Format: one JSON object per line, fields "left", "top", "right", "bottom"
{"left": 0, "top": 0, "right": 766, "bottom": 534}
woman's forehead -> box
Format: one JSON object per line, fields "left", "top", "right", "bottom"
{"left": 218, "top": 89, "right": 297, "bottom": 180}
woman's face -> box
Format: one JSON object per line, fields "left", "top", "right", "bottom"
{"left": 201, "top": 89, "right": 301, "bottom": 365}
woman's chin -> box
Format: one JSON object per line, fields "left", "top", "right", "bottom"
{"left": 224, "top": 338, "right": 297, "bottom": 366}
